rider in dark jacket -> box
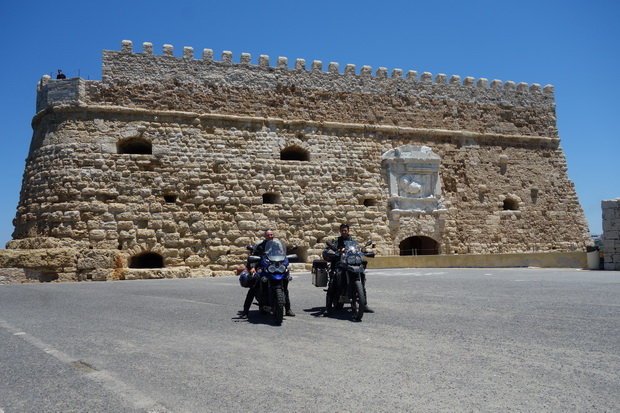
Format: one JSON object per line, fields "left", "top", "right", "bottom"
{"left": 328, "top": 224, "right": 374, "bottom": 313}
{"left": 241, "top": 229, "right": 295, "bottom": 319}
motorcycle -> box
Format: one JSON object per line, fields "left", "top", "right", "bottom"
{"left": 323, "top": 239, "right": 375, "bottom": 321}
{"left": 247, "top": 240, "right": 297, "bottom": 325}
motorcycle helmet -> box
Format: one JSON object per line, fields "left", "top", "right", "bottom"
{"left": 238, "top": 270, "right": 256, "bottom": 288}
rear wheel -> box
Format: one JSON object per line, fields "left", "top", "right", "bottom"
{"left": 352, "top": 280, "right": 366, "bottom": 321}
{"left": 274, "top": 288, "right": 285, "bottom": 325}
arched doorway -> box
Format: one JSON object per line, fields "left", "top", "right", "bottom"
{"left": 399, "top": 236, "right": 439, "bottom": 256}
{"left": 129, "top": 252, "right": 164, "bottom": 268}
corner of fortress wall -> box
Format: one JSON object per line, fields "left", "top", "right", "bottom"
{"left": 36, "top": 76, "right": 90, "bottom": 113}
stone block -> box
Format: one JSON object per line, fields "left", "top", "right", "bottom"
{"left": 185, "top": 255, "right": 203, "bottom": 267}
{"left": 89, "top": 230, "right": 106, "bottom": 240}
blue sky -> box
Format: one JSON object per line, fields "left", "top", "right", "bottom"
{"left": 1, "top": 0, "right": 618, "bottom": 247}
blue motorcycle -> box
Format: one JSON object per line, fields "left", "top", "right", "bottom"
{"left": 248, "top": 240, "right": 297, "bottom": 325}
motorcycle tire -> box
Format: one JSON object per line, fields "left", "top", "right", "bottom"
{"left": 352, "top": 280, "right": 366, "bottom": 321}
{"left": 273, "top": 288, "right": 285, "bottom": 325}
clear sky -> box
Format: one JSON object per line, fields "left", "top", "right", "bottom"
{"left": 1, "top": 0, "right": 618, "bottom": 247}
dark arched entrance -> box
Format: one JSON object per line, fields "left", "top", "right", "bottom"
{"left": 129, "top": 252, "right": 164, "bottom": 268}
{"left": 399, "top": 236, "right": 439, "bottom": 256}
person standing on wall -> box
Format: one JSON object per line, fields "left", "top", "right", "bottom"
{"left": 56, "top": 69, "right": 66, "bottom": 79}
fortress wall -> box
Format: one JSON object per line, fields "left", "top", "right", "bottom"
{"left": 14, "top": 110, "right": 590, "bottom": 270}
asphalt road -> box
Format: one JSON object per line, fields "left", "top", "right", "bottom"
{"left": 0, "top": 268, "right": 618, "bottom": 412}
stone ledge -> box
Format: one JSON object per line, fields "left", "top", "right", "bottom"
{"left": 34, "top": 103, "right": 561, "bottom": 145}
{"left": 119, "top": 267, "right": 191, "bottom": 280}
{"left": 366, "top": 251, "right": 589, "bottom": 269}
{"left": 0, "top": 248, "right": 77, "bottom": 268}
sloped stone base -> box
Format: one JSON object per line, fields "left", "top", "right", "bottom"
{"left": 0, "top": 247, "right": 236, "bottom": 283}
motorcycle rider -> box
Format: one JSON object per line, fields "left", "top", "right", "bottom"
{"left": 327, "top": 223, "right": 374, "bottom": 314}
{"left": 240, "top": 229, "right": 295, "bottom": 319}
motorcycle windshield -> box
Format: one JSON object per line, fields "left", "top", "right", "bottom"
{"left": 343, "top": 240, "right": 360, "bottom": 252}
{"left": 264, "top": 240, "right": 287, "bottom": 262}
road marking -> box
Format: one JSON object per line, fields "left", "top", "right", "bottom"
{"left": 0, "top": 318, "right": 171, "bottom": 412}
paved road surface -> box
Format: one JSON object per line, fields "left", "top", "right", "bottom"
{"left": 0, "top": 268, "right": 618, "bottom": 412}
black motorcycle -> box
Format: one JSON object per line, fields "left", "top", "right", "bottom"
{"left": 247, "top": 240, "right": 297, "bottom": 325}
{"left": 323, "top": 239, "right": 374, "bottom": 321}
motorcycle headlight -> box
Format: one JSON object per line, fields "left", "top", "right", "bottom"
{"left": 268, "top": 264, "right": 287, "bottom": 273}
{"left": 347, "top": 255, "right": 362, "bottom": 265}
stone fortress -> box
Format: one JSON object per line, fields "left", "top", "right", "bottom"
{"left": 4, "top": 40, "right": 592, "bottom": 281}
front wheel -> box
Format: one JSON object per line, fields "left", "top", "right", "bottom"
{"left": 352, "top": 280, "right": 366, "bottom": 321}
{"left": 273, "top": 288, "right": 285, "bottom": 325}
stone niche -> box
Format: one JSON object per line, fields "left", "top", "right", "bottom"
{"left": 382, "top": 145, "right": 445, "bottom": 215}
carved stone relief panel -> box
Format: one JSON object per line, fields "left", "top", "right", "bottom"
{"left": 382, "top": 145, "right": 444, "bottom": 213}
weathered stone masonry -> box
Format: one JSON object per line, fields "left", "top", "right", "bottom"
{"left": 6, "top": 40, "right": 591, "bottom": 281}
{"left": 602, "top": 198, "right": 620, "bottom": 270}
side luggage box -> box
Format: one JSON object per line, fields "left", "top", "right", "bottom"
{"left": 311, "top": 259, "right": 328, "bottom": 287}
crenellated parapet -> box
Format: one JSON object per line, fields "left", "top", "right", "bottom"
{"left": 111, "top": 40, "right": 553, "bottom": 97}
{"left": 36, "top": 40, "right": 560, "bottom": 139}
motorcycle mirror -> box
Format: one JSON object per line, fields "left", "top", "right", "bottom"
{"left": 365, "top": 240, "right": 373, "bottom": 247}
{"left": 246, "top": 245, "right": 253, "bottom": 251}
{"left": 247, "top": 256, "right": 261, "bottom": 263}
{"left": 324, "top": 250, "right": 337, "bottom": 259}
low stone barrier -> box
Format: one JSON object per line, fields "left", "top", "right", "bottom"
{"left": 366, "top": 251, "right": 588, "bottom": 269}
